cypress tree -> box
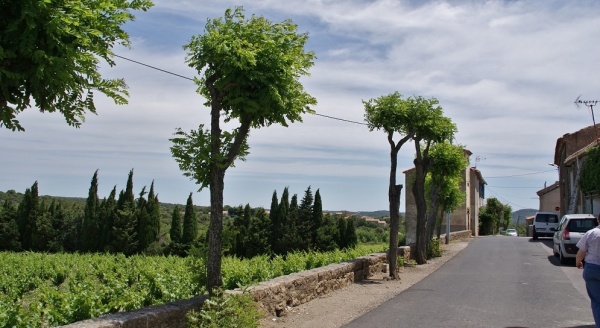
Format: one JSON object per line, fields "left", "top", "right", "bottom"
{"left": 82, "top": 170, "right": 100, "bottom": 252}
{"left": 170, "top": 205, "right": 183, "bottom": 244}
{"left": 99, "top": 187, "right": 117, "bottom": 250}
{"left": 111, "top": 172, "right": 138, "bottom": 254}
{"left": 17, "top": 181, "right": 39, "bottom": 250}
{"left": 268, "top": 190, "right": 279, "bottom": 254}
{"left": 123, "top": 169, "right": 135, "bottom": 206}
{"left": 345, "top": 217, "right": 358, "bottom": 248}
{"left": 336, "top": 217, "right": 347, "bottom": 249}
{"left": 136, "top": 186, "right": 150, "bottom": 252}
{"left": 181, "top": 193, "right": 197, "bottom": 245}
{"left": 284, "top": 194, "right": 301, "bottom": 252}
{"left": 146, "top": 181, "right": 161, "bottom": 246}
{"left": 298, "top": 186, "right": 313, "bottom": 250}
{"left": 312, "top": 189, "right": 323, "bottom": 246}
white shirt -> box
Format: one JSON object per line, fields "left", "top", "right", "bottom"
{"left": 577, "top": 227, "right": 600, "bottom": 265}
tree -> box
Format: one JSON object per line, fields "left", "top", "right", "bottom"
{"left": 0, "top": 0, "right": 153, "bottom": 131}
{"left": 170, "top": 7, "right": 316, "bottom": 294}
{"left": 478, "top": 198, "right": 510, "bottom": 235}
{"left": 181, "top": 193, "right": 197, "bottom": 246}
{"left": 426, "top": 142, "right": 468, "bottom": 241}
{"left": 146, "top": 181, "right": 161, "bottom": 248}
{"left": 298, "top": 186, "right": 314, "bottom": 250}
{"left": 170, "top": 206, "right": 183, "bottom": 244}
{"left": 0, "top": 200, "right": 21, "bottom": 251}
{"left": 82, "top": 170, "right": 100, "bottom": 252}
{"left": 409, "top": 98, "right": 455, "bottom": 265}
{"left": 312, "top": 189, "right": 323, "bottom": 247}
{"left": 99, "top": 186, "right": 117, "bottom": 250}
{"left": 364, "top": 92, "right": 415, "bottom": 279}
{"left": 17, "top": 181, "right": 39, "bottom": 250}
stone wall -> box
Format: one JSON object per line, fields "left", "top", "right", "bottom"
{"left": 61, "top": 246, "right": 411, "bottom": 328}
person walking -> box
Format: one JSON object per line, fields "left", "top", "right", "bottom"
{"left": 577, "top": 214, "right": 600, "bottom": 328}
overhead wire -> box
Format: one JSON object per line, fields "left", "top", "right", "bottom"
{"left": 113, "top": 54, "right": 367, "bottom": 125}
{"left": 112, "top": 54, "right": 553, "bottom": 184}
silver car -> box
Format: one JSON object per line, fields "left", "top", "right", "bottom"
{"left": 553, "top": 214, "right": 597, "bottom": 265}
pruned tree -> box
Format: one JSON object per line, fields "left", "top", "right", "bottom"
{"left": 409, "top": 97, "right": 456, "bottom": 265}
{"left": 425, "top": 142, "right": 468, "bottom": 241}
{"left": 170, "top": 7, "right": 316, "bottom": 294}
{"left": 364, "top": 92, "right": 416, "bottom": 279}
{"left": 0, "top": 0, "right": 153, "bottom": 131}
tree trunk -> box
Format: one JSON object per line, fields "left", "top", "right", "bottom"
{"left": 387, "top": 146, "right": 402, "bottom": 279}
{"left": 207, "top": 168, "right": 225, "bottom": 295}
{"left": 413, "top": 162, "right": 429, "bottom": 265}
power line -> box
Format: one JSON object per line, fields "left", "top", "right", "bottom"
{"left": 114, "top": 54, "right": 367, "bottom": 125}
{"left": 114, "top": 54, "right": 194, "bottom": 81}
{"left": 485, "top": 169, "right": 555, "bottom": 179}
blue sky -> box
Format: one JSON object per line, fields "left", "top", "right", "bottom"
{"left": 2, "top": 0, "right": 600, "bottom": 212}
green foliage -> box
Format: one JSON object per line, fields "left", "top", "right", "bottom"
{"left": 170, "top": 126, "right": 250, "bottom": 191}
{"left": 0, "top": 252, "right": 203, "bottom": 327}
{"left": 0, "top": 244, "right": 386, "bottom": 326}
{"left": 478, "top": 198, "right": 512, "bottom": 235}
{"left": 580, "top": 145, "right": 600, "bottom": 194}
{"left": 427, "top": 238, "right": 442, "bottom": 259}
{"left": 0, "top": 0, "right": 153, "bottom": 131}
{"left": 182, "top": 193, "right": 198, "bottom": 246}
{"left": 188, "top": 289, "right": 261, "bottom": 328}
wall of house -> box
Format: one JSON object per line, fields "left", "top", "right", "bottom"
{"left": 555, "top": 125, "right": 600, "bottom": 216}
{"left": 469, "top": 169, "right": 484, "bottom": 237}
{"left": 538, "top": 186, "right": 560, "bottom": 212}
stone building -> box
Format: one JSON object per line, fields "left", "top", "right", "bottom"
{"left": 403, "top": 150, "right": 486, "bottom": 245}
{"left": 536, "top": 181, "right": 560, "bottom": 213}
{"left": 553, "top": 124, "right": 600, "bottom": 217}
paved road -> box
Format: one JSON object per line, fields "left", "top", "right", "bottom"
{"left": 344, "top": 236, "right": 595, "bottom": 328}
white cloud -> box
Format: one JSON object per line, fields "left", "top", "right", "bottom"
{"left": 3, "top": 0, "right": 600, "bottom": 211}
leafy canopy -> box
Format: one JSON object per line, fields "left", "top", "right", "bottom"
{"left": 183, "top": 7, "right": 317, "bottom": 128}
{"left": 0, "top": 0, "right": 153, "bottom": 131}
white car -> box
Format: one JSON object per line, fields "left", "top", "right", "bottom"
{"left": 505, "top": 229, "right": 518, "bottom": 236}
{"left": 553, "top": 214, "right": 597, "bottom": 265}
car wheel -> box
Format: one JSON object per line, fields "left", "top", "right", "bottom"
{"left": 532, "top": 229, "right": 538, "bottom": 240}
{"left": 553, "top": 245, "right": 559, "bottom": 257}
{"left": 559, "top": 248, "right": 568, "bottom": 265}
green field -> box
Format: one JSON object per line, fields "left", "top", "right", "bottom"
{"left": 0, "top": 244, "right": 386, "bottom": 327}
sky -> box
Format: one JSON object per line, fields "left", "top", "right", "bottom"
{"left": 2, "top": 0, "right": 600, "bottom": 212}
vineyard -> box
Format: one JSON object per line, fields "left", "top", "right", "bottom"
{"left": 0, "top": 244, "right": 386, "bottom": 327}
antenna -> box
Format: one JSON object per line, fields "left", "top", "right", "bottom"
{"left": 574, "top": 95, "right": 599, "bottom": 140}
{"left": 474, "top": 155, "right": 485, "bottom": 168}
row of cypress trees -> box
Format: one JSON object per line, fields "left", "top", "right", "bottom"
{"left": 0, "top": 170, "right": 162, "bottom": 255}
{"left": 224, "top": 186, "right": 358, "bottom": 259}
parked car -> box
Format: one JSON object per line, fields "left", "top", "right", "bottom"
{"left": 553, "top": 214, "right": 597, "bottom": 265}
{"left": 532, "top": 211, "right": 560, "bottom": 240}
{"left": 505, "top": 229, "right": 518, "bottom": 237}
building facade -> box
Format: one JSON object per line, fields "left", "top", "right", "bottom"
{"left": 553, "top": 124, "right": 600, "bottom": 217}
{"left": 403, "top": 150, "right": 486, "bottom": 245}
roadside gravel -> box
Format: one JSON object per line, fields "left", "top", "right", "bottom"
{"left": 259, "top": 238, "right": 473, "bottom": 328}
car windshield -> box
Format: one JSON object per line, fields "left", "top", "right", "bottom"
{"left": 567, "top": 218, "right": 598, "bottom": 233}
{"left": 507, "top": 229, "right": 516, "bottom": 233}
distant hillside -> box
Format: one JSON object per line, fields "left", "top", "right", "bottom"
{"left": 512, "top": 208, "right": 537, "bottom": 224}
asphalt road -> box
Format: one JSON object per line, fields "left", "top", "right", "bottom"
{"left": 344, "top": 236, "right": 596, "bottom": 328}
